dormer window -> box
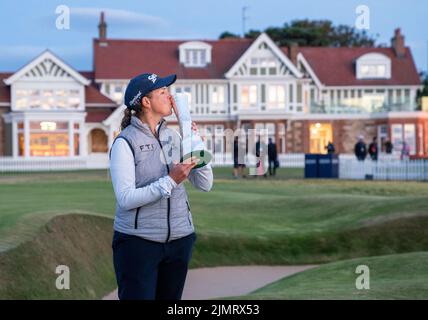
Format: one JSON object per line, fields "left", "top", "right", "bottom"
{"left": 179, "top": 41, "right": 212, "bottom": 67}
{"left": 356, "top": 53, "right": 391, "bottom": 79}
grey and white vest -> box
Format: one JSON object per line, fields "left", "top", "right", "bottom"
{"left": 110, "top": 116, "right": 195, "bottom": 243}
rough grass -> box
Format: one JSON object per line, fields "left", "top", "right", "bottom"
{"left": 0, "top": 214, "right": 116, "bottom": 299}
{"left": 0, "top": 168, "right": 427, "bottom": 299}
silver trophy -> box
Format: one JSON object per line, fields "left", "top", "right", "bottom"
{"left": 174, "top": 93, "right": 212, "bottom": 168}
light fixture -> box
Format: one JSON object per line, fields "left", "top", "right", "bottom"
{"left": 40, "top": 121, "right": 56, "bottom": 131}
{"left": 315, "top": 123, "right": 321, "bottom": 128}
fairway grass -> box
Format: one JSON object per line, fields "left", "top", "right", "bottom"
{"left": 235, "top": 251, "right": 428, "bottom": 300}
{"left": 0, "top": 168, "right": 427, "bottom": 299}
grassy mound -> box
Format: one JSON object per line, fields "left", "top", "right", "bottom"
{"left": 235, "top": 251, "right": 428, "bottom": 299}
{"left": 191, "top": 214, "right": 428, "bottom": 266}
{"left": 0, "top": 214, "right": 116, "bottom": 299}
{"left": 1, "top": 212, "right": 427, "bottom": 299}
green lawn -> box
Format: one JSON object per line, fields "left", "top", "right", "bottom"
{"left": 0, "top": 168, "right": 427, "bottom": 299}
{"left": 234, "top": 252, "right": 428, "bottom": 300}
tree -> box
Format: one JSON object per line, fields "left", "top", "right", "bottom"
{"left": 219, "top": 31, "right": 240, "bottom": 39}
{"left": 219, "top": 19, "right": 377, "bottom": 47}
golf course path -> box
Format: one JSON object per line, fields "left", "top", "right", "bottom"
{"left": 103, "top": 265, "right": 317, "bottom": 300}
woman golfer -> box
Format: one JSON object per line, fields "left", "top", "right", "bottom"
{"left": 109, "top": 73, "right": 213, "bottom": 300}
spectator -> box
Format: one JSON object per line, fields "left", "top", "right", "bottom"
{"left": 233, "top": 136, "right": 246, "bottom": 178}
{"left": 385, "top": 140, "right": 393, "bottom": 154}
{"left": 354, "top": 135, "right": 367, "bottom": 161}
{"left": 325, "top": 141, "right": 335, "bottom": 154}
{"left": 368, "top": 136, "right": 378, "bottom": 161}
{"left": 400, "top": 141, "right": 410, "bottom": 160}
{"left": 268, "top": 138, "right": 278, "bottom": 176}
{"left": 256, "top": 137, "right": 267, "bottom": 178}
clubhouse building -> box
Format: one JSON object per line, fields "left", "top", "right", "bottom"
{"left": 0, "top": 13, "right": 426, "bottom": 161}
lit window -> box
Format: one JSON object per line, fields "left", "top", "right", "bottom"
{"left": 241, "top": 85, "right": 257, "bottom": 108}
{"left": 29, "top": 121, "right": 71, "bottom": 157}
{"left": 14, "top": 89, "right": 80, "bottom": 110}
{"left": 211, "top": 86, "right": 225, "bottom": 106}
{"left": 268, "top": 85, "right": 285, "bottom": 108}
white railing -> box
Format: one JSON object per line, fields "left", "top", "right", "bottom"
{"left": 1, "top": 153, "right": 427, "bottom": 181}
{"left": 209, "top": 153, "right": 305, "bottom": 168}
{"left": 0, "top": 152, "right": 305, "bottom": 171}
{"left": 339, "top": 157, "right": 428, "bottom": 181}
{"left": 0, "top": 154, "right": 109, "bottom": 172}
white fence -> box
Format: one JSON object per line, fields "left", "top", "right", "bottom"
{"left": 0, "top": 153, "right": 427, "bottom": 181}
{"left": 0, "top": 154, "right": 109, "bottom": 172}
{"left": 0, "top": 152, "right": 304, "bottom": 172}
{"left": 339, "top": 157, "right": 428, "bottom": 181}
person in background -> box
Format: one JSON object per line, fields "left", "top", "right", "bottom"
{"left": 400, "top": 141, "right": 410, "bottom": 160}
{"left": 368, "top": 136, "right": 378, "bottom": 161}
{"left": 326, "top": 141, "right": 335, "bottom": 155}
{"left": 354, "top": 135, "right": 367, "bottom": 161}
{"left": 233, "top": 136, "right": 246, "bottom": 178}
{"left": 385, "top": 139, "right": 394, "bottom": 154}
{"left": 268, "top": 138, "right": 278, "bottom": 176}
{"left": 255, "top": 137, "right": 267, "bottom": 178}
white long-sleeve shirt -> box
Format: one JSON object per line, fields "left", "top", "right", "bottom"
{"left": 110, "top": 138, "right": 213, "bottom": 211}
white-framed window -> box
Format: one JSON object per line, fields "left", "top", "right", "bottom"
{"left": 248, "top": 55, "right": 277, "bottom": 76}
{"left": 112, "top": 84, "right": 124, "bottom": 103}
{"left": 185, "top": 49, "right": 208, "bottom": 67}
{"left": 240, "top": 85, "right": 258, "bottom": 109}
{"left": 214, "top": 125, "right": 224, "bottom": 153}
{"left": 404, "top": 123, "right": 416, "bottom": 155}
{"left": 15, "top": 89, "right": 81, "bottom": 110}
{"left": 356, "top": 53, "right": 391, "bottom": 79}
{"left": 204, "top": 125, "right": 213, "bottom": 152}
{"left": 360, "top": 64, "right": 387, "bottom": 78}
{"left": 211, "top": 85, "right": 225, "bottom": 109}
{"left": 266, "top": 123, "right": 276, "bottom": 142}
{"left": 179, "top": 42, "right": 212, "bottom": 67}
{"left": 267, "top": 85, "right": 285, "bottom": 108}
{"left": 391, "top": 123, "right": 416, "bottom": 156}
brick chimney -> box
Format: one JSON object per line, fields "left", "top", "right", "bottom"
{"left": 288, "top": 42, "right": 299, "bottom": 66}
{"left": 391, "top": 28, "right": 405, "bottom": 58}
{"left": 98, "top": 11, "right": 107, "bottom": 40}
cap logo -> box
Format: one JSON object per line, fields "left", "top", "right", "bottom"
{"left": 148, "top": 74, "right": 157, "bottom": 83}
{"left": 130, "top": 90, "right": 142, "bottom": 106}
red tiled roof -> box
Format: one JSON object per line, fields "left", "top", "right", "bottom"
{"left": 0, "top": 73, "right": 12, "bottom": 103}
{"left": 85, "top": 85, "right": 116, "bottom": 105}
{"left": 86, "top": 108, "right": 113, "bottom": 122}
{"left": 93, "top": 38, "right": 254, "bottom": 80}
{"left": 79, "top": 71, "right": 116, "bottom": 105}
{"left": 289, "top": 46, "right": 421, "bottom": 86}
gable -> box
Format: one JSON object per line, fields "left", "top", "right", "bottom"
{"left": 225, "top": 33, "right": 302, "bottom": 79}
{"left": 4, "top": 50, "right": 90, "bottom": 85}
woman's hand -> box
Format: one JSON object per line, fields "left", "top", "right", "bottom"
{"left": 169, "top": 156, "right": 200, "bottom": 184}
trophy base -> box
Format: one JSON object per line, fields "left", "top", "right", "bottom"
{"left": 180, "top": 149, "right": 212, "bottom": 169}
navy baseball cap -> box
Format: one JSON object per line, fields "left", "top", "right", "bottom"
{"left": 124, "top": 73, "right": 177, "bottom": 110}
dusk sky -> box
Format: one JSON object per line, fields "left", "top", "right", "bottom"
{"left": 0, "top": 0, "right": 426, "bottom": 73}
